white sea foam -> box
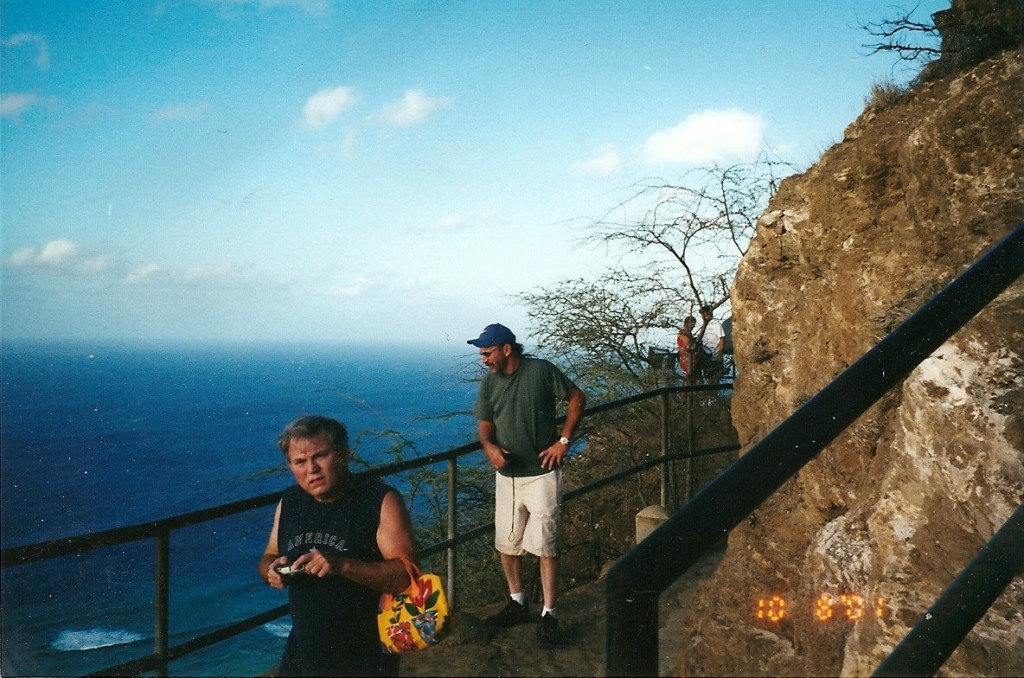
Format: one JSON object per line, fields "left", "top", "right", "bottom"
{"left": 52, "top": 628, "right": 145, "bottom": 652}
{"left": 262, "top": 620, "right": 292, "bottom": 638}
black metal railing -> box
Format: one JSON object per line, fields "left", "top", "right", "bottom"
{"left": 1, "top": 381, "right": 736, "bottom": 677}
{"left": 606, "top": 222, "right": 1024, "bottom": 676}
{"left": 873, "top": 501, "right": 1024, "bottom": 677}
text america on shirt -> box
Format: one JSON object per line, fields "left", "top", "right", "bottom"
{"left": 287, "top": 531, "right": 346, "bottom": 553}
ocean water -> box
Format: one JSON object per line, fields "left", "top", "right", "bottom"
{"left": 0, "top": 340, "right": 482, "bottom": 677}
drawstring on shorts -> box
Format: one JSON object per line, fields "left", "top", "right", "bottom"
{"left": 507, "top": 476, "right": 516, "bottom": 542}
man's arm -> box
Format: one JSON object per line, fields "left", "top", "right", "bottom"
{"left": 259, "top": 500, "right": 288, "bottom": 590}
{"left": 538, "top": 386, "right": 587, "bottom": 470}
{"left": 291, "top": 489, "right": 417, "bottom": 594}
{"left": 708, "top": 319, "right": 726, "bottom": 360}
{"left": 478, "top": 419, "right": 510, "bottom": 470}
{"left": 562, "top": 386, "right": 586, "bottom": 440}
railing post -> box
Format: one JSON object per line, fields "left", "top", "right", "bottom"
{"left": 660, "top": 391, "right": 670, "bottom": 507}
{"left": 684, "top": 391, "right": 695, "bottom": 503}
{"left": 607, "top": 566, "right": 660, "bottom": 676}
{"left": 154, "top": 530, "right": 170, "bottom": 677}
{"left": 447, "top": 456, "right": 458, "bottom": 610}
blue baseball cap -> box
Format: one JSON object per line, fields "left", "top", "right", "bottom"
{"left": 467, "top": 323, "right": 516, "bottom": 347}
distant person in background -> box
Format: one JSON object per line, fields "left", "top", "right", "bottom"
{"left": 467, "top": 323, "right": 586, "bottom": 647}
{"left": 676, "top": 315, "right": 698, "bottom": 384}
{"left": 259, "top": 415, "right": 417, "bottom": 677}
{"left": 698, "top": 305, "right": 726, "bottom": 385}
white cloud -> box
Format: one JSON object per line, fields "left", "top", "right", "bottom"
{"left": 339, "top": 129, "right": 357, "bottom": 157}
{"left": 325, "top": 275, "right": 371, "bottom": 296}
{"left": 79, "top": 254, "right": 116, "bottom": 274}
{"left": 571, "top": 147, "right": 621, "bottom": 176}
{"left": 425, "top": 210, "right": 501, "bottom": 233}
{"left": 260, "top": 0, "right": 330, "bottom": 14}
{"left": 200, "top": 0, "right": 331, "bottom": 17}
{"left": 124, "top": 263, "right": 163, "bottom": 284}
{"left": 644, "top": 108, "right": 766, "bottom": 164}
{"left": 0, "top": 92, "right": 55, "bottom": 122}
{"left": 4, "top": 238, "right": 254, "bottom": 288}
{"left": 182, "top": 263, "right": 237, "bottom": 283}
{"left": 430, "top": 214, "right": 466, "bottom": 232}
{"left": 4, "top": 238, "right": 114, "bottom": 275}
{"left": 37, "top": 239, "right": 78, "bottom": 265}
{"left": 123, "top": 262, "right": 252, "bottom": 287}
{"left": 301, "top": 86, "right": 359, "bottom": 130}
{"left": 2, "top": 33, "right": 50, "bottom": 70}
{"left": 6, "top": 246, "right": 39, "bottom": 267}
{"left": 375, "top": 89, "right": 453, "bottom": 127}
{"left": 149, "top": 103, "right": 207, "bottom": 124}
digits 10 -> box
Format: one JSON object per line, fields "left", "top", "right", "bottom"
{"left": 756, "top": 594, "right": 889, "bottom": 623}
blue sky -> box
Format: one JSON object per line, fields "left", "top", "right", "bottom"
{"left": 1, "top": 0, "right": 945, "bottom": 346}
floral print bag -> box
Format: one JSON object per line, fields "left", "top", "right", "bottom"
{"left": 378, "top": 557, "right": 451, "bottom": 653}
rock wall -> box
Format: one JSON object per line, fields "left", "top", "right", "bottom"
{"left": 676, "top": 4, "right": 1024, "bottom": 676}
{"left": 923, "top": 0, "right": 1024, "bottom": 80}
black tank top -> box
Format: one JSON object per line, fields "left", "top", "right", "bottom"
{"left": 277, "top": 474, "right": 393, "bottom": 675}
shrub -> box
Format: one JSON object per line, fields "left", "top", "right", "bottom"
{"left": 865, "top": 78, "right": 907, "bottom": 112}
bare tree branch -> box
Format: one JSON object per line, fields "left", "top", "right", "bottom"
{"left": 859, "top": 3, "right": 941, "bottom": 66}
{"left": 520, "top": 154, "right": 792, "bottom": 399}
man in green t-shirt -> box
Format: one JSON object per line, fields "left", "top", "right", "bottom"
{"left": 467, "top": 323, "right": 586, "bottom": 647}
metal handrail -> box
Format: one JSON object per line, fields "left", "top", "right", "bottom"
{"left": 1, "top": 381, "right": 734, "bottom": 677}
{"left": 872, "top": 502, "right": 1024, "bottom": 677}
{"left": 1, "top": 492, "right": 282, "bottom": 566}
{"left": 0, "top": 383, "right": 726, "bottom": 569}
{"left": 606, "top": 222, "right": 1024, "bottom": 676}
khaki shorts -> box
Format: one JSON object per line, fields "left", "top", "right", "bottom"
{"left": 494, "top": 469, "right": 561, "bottom": 558}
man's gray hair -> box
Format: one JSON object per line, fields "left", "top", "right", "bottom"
{"left": 277, "top": 415, "right": 349, "bottom": 456}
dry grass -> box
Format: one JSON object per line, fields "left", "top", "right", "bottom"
{"left": 865, "top": 78, "right": 908, "bottom": 112}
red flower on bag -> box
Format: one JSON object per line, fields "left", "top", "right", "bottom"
{"left": 408, "top": 578, "right": 433, "bottom": 609}
{"left": 387, "top": 621, "right": 417, "bottom": 652}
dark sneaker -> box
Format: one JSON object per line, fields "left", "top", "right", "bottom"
{"left": 487, "top": 597, "right": 530, "bottom": 628}
{"left": 537, "top": 612, "right": 559, "bottom": 647}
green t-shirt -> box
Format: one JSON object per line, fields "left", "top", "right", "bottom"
{"left": 473, "top": 357, "right": 576, "bottom": 477}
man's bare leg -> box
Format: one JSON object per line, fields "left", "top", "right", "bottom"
{"left": 501, "top": 552, "right": 523, "bottom": 595}
{"left": 540, "top": 555, "right": 558, "bottom": 610}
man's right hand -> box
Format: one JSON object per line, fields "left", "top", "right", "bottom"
{"left": 483, "top": 443, "right": 510, "bottom": 470}
{"left": 265, "top": 556, "right": 288, "bottom": 589}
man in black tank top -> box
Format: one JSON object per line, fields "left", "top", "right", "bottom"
{"left": 259, "top": 415, "right": 417, "bottom": 676}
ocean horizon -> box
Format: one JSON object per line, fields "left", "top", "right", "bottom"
{"left": 0, "top": 339, "right": 484, "bottom": 676}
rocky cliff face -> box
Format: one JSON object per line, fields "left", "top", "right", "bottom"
{"left": 676, "top": 2, "right": 1024, "bottom": 675}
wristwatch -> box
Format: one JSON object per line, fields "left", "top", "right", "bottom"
{"left": 558, "top": 436, "right": 570, "bottom": 446}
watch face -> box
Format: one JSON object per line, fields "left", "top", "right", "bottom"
{"left": 559, "top": 437, "right": 570, "bottom": 445}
